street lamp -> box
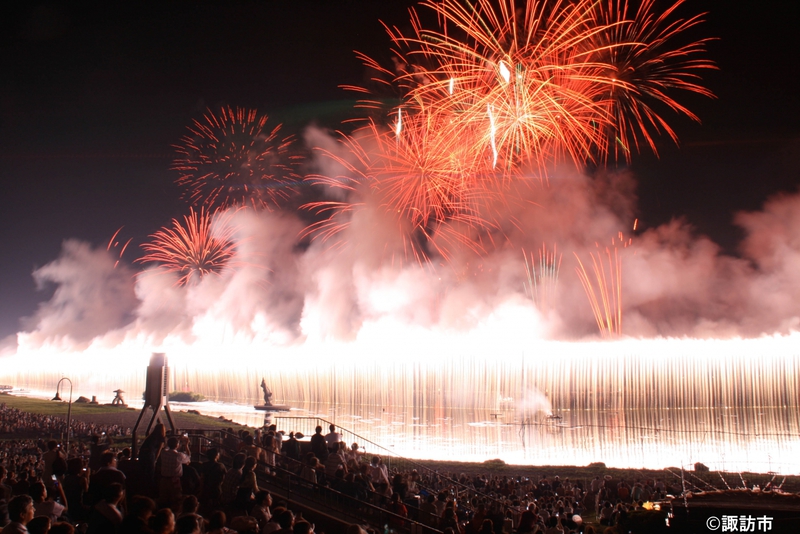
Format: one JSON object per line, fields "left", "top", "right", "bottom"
{"left": 52, "top": 377, "right": 73, "bottom": 458}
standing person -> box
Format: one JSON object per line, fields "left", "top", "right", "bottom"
{"left": 88, "top": 435, "right": 110, "bottom": 473}
{"left": 2, "top": 495, "right": 34, "bottom": 534}
{"left": 239, "top": 457, "right": 260, "bottom": 496}
{"left": 42, "top": 441, "right": 66, "bottom": 491}
{"left": 200, "top": 448, "right": 227, "bottom": 511}
{"left": 310, "top": 427, "right": 327, "bottom": 462}
{"left": 138, "top": 424, "right": 166, "bottom": 486}
{"left": 88, "top": 452, "right": 126, "bottom": 507}
{"left": 368, "top": 457, "right": 389, "bottom": 497}
{"left": 324, "top": 425, "right": 341, "bottom": 455}
{"left": 159, "top": 436, "right": 191, "bottom": 508}
{"left": 221, "top": 455, "right": 245, "bottom": 505}
{"left": 282, "top": 433, "right": 300, "bottom": 463}
{"left": 62, "top": 458, "right": 89, "bottom": 522}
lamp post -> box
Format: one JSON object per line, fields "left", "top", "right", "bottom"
{"left": 52, "top": 377, "right": 73, "bottom": 458}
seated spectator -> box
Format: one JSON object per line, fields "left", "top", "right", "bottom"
{"left": 206, "top": 511, "right": 234, "bottom": 534}
{"left": 30, "top": 482, "right": 67, "bottom": 523}
{"left": 177, "top": 496, "right": 202, "bottom": 526}
{"left": 24, "top": 516, "right": 49, "bottom": 534}
{"left": 49, "top": 522, "right": 75, "bottom": 534}
{"left": 149, "top": 509, "right": 175, "bottom": 534}
{"left": 3, "top": 495, "right": 35, "bottom": 534}
{"left": 119, "top": 496, "right": 156, "bottom": 534}
{"left": 86, "top": 482, "right": 125, "bottom": 534}
{"left": 251, "top": 491, "right": 272, "bottom": 532}
{"left": 175, "top": 514, "right": 202, "bottom": 534}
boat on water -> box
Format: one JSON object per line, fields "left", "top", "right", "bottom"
{"left": 0, "top": 385, "right": 12, "bottom": 392}
{"left": 253, "top": 379, "right": 290, "bottom": 412}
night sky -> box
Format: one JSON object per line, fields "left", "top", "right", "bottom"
{"left": 1, "top": 0, "right": 798, "bottom": 341}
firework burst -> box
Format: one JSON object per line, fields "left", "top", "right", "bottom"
{"left": 378, "top": 0, "right": 713, "bottom": 170}
{"left": 138, "top": 207, "right": 238, "bottom": 286}
{"left": 172, "top": 106, "right": 300, "bottom": 210}
{"left": 306, "top": 0, "right": 712, "bottom": 264}
{"left": 305, "top": 116, "right": 492, "bottom": 262}
{"left": 589, "top": 0, "right": 716, "bottom": 159}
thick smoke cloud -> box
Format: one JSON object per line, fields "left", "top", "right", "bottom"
{"left": 11, "top": 128, "right": 800, "bottom": 350}
{"left": 20, "top": 240, "right": 138, "bottom": 347}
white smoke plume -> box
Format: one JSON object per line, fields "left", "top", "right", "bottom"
{"left": 11, "top": 127, "right": 800, "bottom": 351}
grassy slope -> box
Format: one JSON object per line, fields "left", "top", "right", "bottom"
{"left": 0, "top": 392, "right": 238, "bottom": 430}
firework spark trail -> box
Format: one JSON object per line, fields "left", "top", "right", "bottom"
{"left": 574, "top": 233, "right": 630, "bottom": 337}
{"left": 138, "top": 207, "right": 238, "bottom": 286}
{"left": 523, "top": 243, "right": 562, "bottom": 313}
{"left": 106, "top": 227, "right": 132, "bottom": 270}
{"left": 172, "top": 106, "right": 301, "bottom": 211}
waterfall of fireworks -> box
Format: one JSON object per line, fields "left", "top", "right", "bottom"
{"left": 523, "top": 243, "right": 562, "bottom": 313}
{"left": 575, "top": 233, "right": 630, "bottom": 337}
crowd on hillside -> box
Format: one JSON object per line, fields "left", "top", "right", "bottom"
{"left": 0, "top": 403, "right": 679, "bottom": 534}
{"left": 0, "top": 405, "right": 128, "bottom": 440}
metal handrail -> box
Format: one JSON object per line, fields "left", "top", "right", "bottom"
{"left": 196, "top": 428, "right": 443, "bottom": 534}
{"left": 274, "top": 416, "right": 511, "bottom": 509}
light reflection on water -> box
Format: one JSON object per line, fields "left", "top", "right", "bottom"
{"left": 3, "top": 336, "right": 800, "bottom": 474}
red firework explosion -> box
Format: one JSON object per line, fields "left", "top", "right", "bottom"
{"left": 172, "top": 106, "right": 301, "bottom": 210}
{"left": 303, "top": 0, "right": 713, "bottom": 262}
{"left": 138, "top": 208, "right": 237, "bottom": 285}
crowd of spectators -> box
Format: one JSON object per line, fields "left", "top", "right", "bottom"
{"left": 0, "top": 405, "right": 128, "bottom": 440}
{"left": 1, "top": 404, "right": 680, "bottom": 534}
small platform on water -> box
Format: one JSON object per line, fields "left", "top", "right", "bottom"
{"left": 254, "top": 404, "right": 291, "bottom": 412}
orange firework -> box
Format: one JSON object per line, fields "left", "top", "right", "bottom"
{"left": 172, "top": 106, "right": 300, "bottom": 210}
{"left": 106, "top": 227, "right": 133, "bottom": 270}
{"left": 588, "top": 0, "right": 716, "bottom": 159}
{"left": 574, "top": 232, "right": 632, "bottom": 338}
{"left": 138, "top": 207, "right": 237, "bottom": 286}
{"left": 305, "top": 115, "right": 492, "bottom": 262}
{"left": 305, "top": 0, "right": 712, "bottom": 263}
{"left": 384, "top": 0, "right": 612, "bottom": 174}
{"left": 380, "top": 0, "right": 713, "bottom": 169}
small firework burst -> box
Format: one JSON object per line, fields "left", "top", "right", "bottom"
{"left": 138, "top": 207, "right": 237, "bottom": 285}
{"left": 172, "top": 106, "right": 300, "bottom": 210}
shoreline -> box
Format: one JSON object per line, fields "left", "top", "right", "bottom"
{"left": 3, "top": 391, "right": 799, "bottom": 493}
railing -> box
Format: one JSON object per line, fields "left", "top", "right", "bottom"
{"left": 191, "top": 428, "right": 443, "bottom": 534}
{"left": 274, "top": 416, "right": 510, "bottom": 509}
